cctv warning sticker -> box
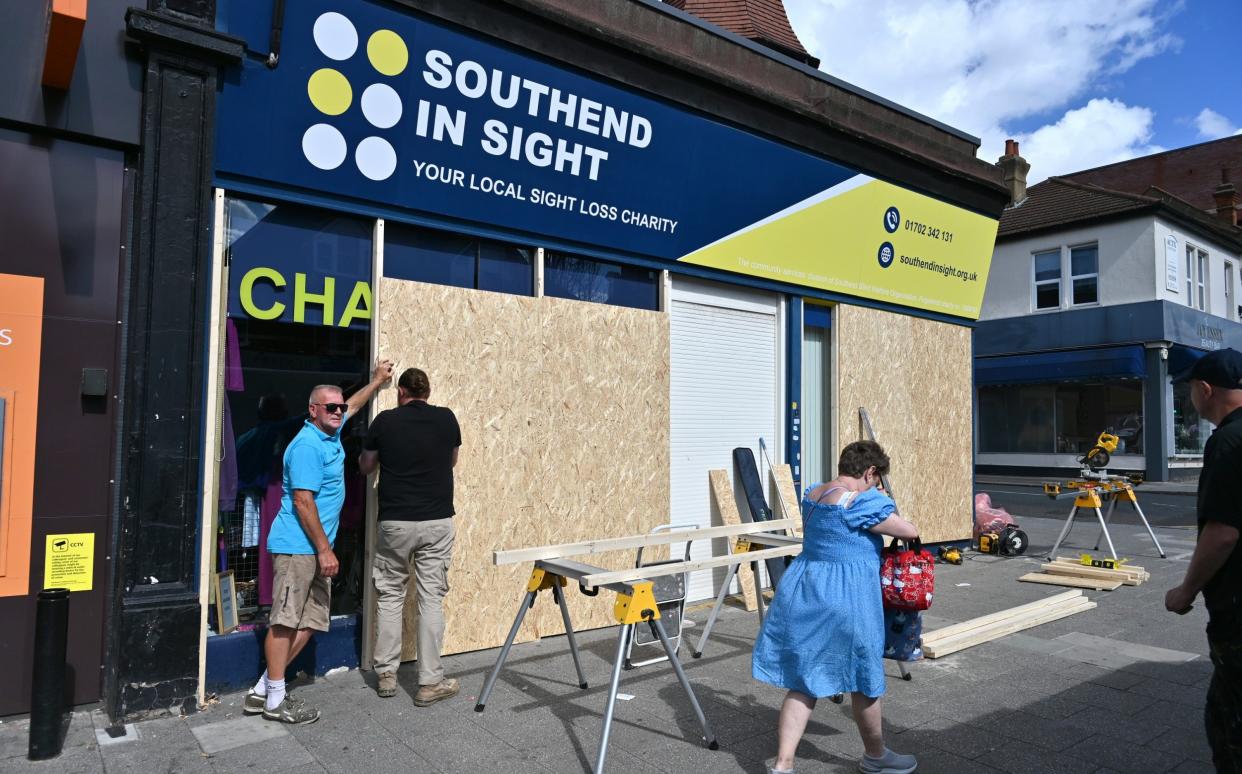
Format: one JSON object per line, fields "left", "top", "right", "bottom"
{"left": 44, "top": 533, "right": 94, "bottom": 592}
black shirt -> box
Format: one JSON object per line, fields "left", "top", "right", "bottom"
{"left": 364, "top": 401, "right": 461, "bottom": 521}
{"left": 1197, "top": 406, "right": 1242, "bottom": 637}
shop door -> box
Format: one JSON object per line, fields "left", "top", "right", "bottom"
{"left": 669, "top": 278, "right": 779, "bottom": 602}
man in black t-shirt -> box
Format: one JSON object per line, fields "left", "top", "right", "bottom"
{"left": 360, "top": 367, "right": 462, "bottom": 707}
{"left": 1166, "top": 348, "right": 1242, "bottom": 772}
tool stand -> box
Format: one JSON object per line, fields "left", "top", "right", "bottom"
{"left": 1046, "top": 481, "right": 1165, "bottom": 561}
{"left": 475, "top": 559, "right": 717, "bottom": 774}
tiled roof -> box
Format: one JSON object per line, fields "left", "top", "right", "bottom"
{"left": 666, "top": 0, "right": 817, "bottom": 64}
{"left": 998, "top": 178, "right": 1156, "bottom": 237}
{"left": 1061, "top": 135, "right": 1242, "bottom": 213}
{"left": 998, "top": 177, "right": 1242, "bottom": 250}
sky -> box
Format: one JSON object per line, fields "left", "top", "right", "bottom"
{"left": 782, "top": 0, "right": 1242, "bottom": 182}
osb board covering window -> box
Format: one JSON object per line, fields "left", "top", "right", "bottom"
{"left": 835, "top": 304, "right": 972, "bottom": 544}
{"left": 376, "top": 280, "right": 670, "bottom": 658}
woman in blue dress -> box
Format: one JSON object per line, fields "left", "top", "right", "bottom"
{"left": 752, "top": 441, "right": 920, "bottom": 774}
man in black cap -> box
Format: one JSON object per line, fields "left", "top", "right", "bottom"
{"left": 1166, "top": 347, "right": 1242, "bottom": 771}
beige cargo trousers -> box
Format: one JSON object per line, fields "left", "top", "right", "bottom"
{"left": 371, "top": 518, "right": 454, "bottom": 684}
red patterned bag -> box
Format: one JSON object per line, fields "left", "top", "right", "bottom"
{"left": 879, "top": 538, "right": 935, "bottom": 611}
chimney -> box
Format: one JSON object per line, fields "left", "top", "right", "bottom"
{"left": 667, "top": 0, "right": 820, "bottom": 67}
{"left": 997, "top": 139, "right": 1031, "bottom": 205}
{"left": 1213, "top": 168, "right": 1238, "bottom": 227}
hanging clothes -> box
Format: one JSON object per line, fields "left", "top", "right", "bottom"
{"left": 218, "top": 395, "right": 239, "bottom": 509}
{"left": 225, "top": 318, "right": 245, "bottom": 392}
{"left": 241, "top": 493, "right": 261, "bottom": 548}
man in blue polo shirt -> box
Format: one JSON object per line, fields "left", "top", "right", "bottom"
{"left": 246, "top": 359, "right": 392, "bottom": 724}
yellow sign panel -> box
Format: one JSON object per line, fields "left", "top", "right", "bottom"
{"left": 679, "top": 176, "right": 999, "bottom": 319}
{"left": 44, "top": 533, "right": 94, "bottom": 592}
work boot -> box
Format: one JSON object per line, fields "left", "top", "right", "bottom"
{"left": 376, "top": 671, "right": 397, "bottom": 698}
{"left": 858, "top": 747, "right": 917, "bottom": 774}
{"left": 413, "top": 677, "right": 459, "bottom": 707}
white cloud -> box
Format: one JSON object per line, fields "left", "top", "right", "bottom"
{"left": 1012, "top": 99, "right": 1164, "bottom": 181}
{"left": 1194, "top": 108, "right": 1242, "bottom": 140}
{"left": 783, "top": 0, "right": 1180, "bottom": 175}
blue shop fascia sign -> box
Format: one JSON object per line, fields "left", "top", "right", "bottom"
{"left": 216, "top": 0, "right": 993, "bottom": 328}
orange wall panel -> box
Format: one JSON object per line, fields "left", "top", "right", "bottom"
{"left": 0, "top": 273, "right": 44, "bottom": 597}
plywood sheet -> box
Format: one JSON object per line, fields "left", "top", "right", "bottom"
{"left": 768, "top": 464, "right": 802, "bottom": 536}
{"left": 374, "top": 280, "right": 669, "bottom": 659}
{"left": 709, "top": 469, "right": 756, "bottom": 611}
{"left": 834, "top": 305, "right": 973, "bottom": 543}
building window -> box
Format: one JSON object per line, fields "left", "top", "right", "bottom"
{"left": 384, "top": 223, "right": 534, "bottom": 295}
{"left": 1173, "top": 380, "right": 1211, "bottom": 455}
{"left": 978, "top": 381, "right": 1143, "bottom": 455}
{"left": 544, "top": 251, "right": 659, "bottom": 310}
{"left": 1186, "top": 244, "right": 1208, "bottom": 311}
{"left": 1033, "top": 249, "right": 1062, "bottom": 310}
{"left": 1225, "top": 260, "right": 1237, "bottom": 321}
{"left": 1069, "top": 244, "right": 1099, "bottom": 306}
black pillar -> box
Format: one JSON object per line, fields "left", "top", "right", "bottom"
{"left": 104, "top": 3, "right": 242, "bottom": 720}
{"left": 1144, "top": 346, "right": 1170, "bottom": 482}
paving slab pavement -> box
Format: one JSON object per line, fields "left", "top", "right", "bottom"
{"left": 0, "top": 513, "right": 1216, "bottom": 773}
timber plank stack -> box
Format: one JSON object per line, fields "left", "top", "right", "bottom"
{"left": 1017, "top": 556, "right": 1149, "bottom": 591}
{"left": 921, "top": 590, "right": 1096, "bottom": 659}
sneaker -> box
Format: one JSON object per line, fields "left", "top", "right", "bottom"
{"left": 376, "top": 671, "right": 397, "bottom": 699}
{"left": 858, "top": 748, "right": 917, "bottom": 774}
{"left": 242, "top": 691, "right": 266, "bottom": 715}
{"left": 413, "top": 678, "right": 459, "bottom": 707}
{"left": 766, "top": 764, "right": 795, "bottom": 774}
{"left": 263, "top": 695, "right": 321, "bottom": 725}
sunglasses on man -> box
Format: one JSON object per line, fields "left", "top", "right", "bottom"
{"left": 315, "top": 402, "right": 348, "bottom": 414}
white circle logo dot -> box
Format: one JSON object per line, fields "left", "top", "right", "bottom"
{"left": 302, "top": 124, "right": 347, "bottom": 170}
{"left": 355, "top": 136, "right": 397, "bottom": 181}
{"left": 360, "top": 83, "right": 402, "bottom": 129}
{"left": 313, "top": 12, "right": 358, "bottom": 61}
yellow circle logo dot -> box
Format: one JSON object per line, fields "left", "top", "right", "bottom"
{"left": 307, "top": 68, "right": 352, "bottom": 116}
{"left": 367, "top": 30, "right": 408, "bottom": 76}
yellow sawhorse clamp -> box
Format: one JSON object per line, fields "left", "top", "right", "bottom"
{"left": 1044, "top": 479, "right": 1166, "bottom": 561}
{"left": 475, "top": 559, "right": 718, "bottom": 774}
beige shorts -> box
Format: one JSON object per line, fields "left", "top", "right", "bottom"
{"left": 269, "top": 554, "right": 331, "bottom": 632}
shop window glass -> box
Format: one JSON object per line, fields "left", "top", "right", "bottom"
{"left": 226, "top": 197, "right": 372, "bottom": 329}
{"left": 1173, "top": 380, "right": 1211, "bottom": 455}
{"left": 545, "top": 251, "right": 659, "bottom": 310}
{"left": 978, "top": 385, "right": 1055, "bottom": 453}
{"left": 478, "top": 241, "right": 534, "bottom": 295}
{"left": 1054, "top": 382, "right": 1142, "bottom": 455}
{"left": 221, "top": 199, "right": 374, "bottom": 633}
{"left": 384, "top": 226, "right": 477, "bottom": 289}
{"left": 1033, "top": 250, "right": 1061, "bottom": 310}
{"left": 384, "top": 223, "right": 533, "bottom": 295}
{"left": 979, "top": 381, "right": 1143, "bottom": 455}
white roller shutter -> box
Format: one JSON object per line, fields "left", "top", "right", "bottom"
{"left": 669, "top": 278, "right": 780, "bottom": 601}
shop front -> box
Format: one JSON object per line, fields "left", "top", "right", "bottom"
{"left": 975, "top": 300, "right": 1242, "bottom": 480}
{"left": 0, "top": 0, "right": 1004, "bottom": 718}
{"left": 191, "top": 0, "right": 1004, "bottom": 699}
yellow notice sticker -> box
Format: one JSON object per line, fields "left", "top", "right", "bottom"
{"left": 44, "top": 533, "right": 94, "bottom": 592}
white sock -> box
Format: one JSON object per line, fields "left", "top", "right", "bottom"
{"left": 265, "top": 679, "right": 286, "bottom": 711}
{"left": 864, "top": 748, "right": 892, "bottom": 761}
{"left": 252, "top": 671, "right": 268, "bottom": 696}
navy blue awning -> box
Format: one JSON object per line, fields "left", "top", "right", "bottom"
{"left": 1167, "top": 344, "right": 1209, "bottom": 378}
{"left": 975, "top": 346, "right": 1146, "bottom": 386}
